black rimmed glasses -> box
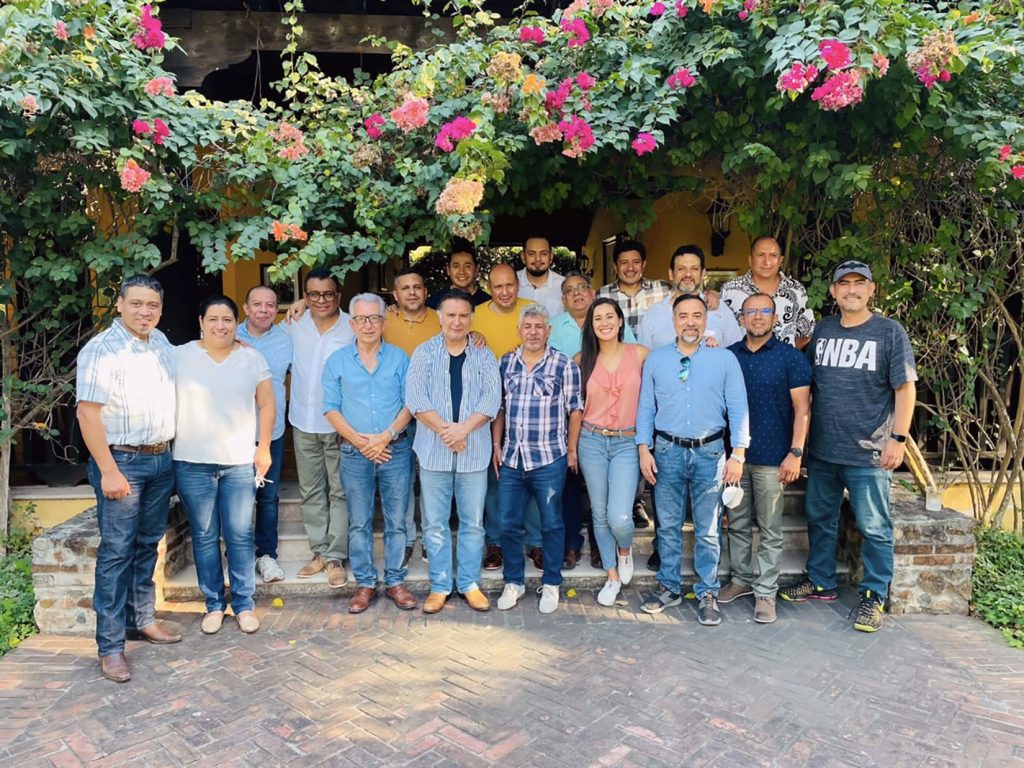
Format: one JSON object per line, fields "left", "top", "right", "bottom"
{"left": 306, "top": 291, "right": 337, "bottom": 302}
{"left": 678, "top": 356, "right": 691, "bottom": 383}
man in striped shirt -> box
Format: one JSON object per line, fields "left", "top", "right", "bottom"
{"left": 493, "top": 304, "right": 583, "bottom": 615}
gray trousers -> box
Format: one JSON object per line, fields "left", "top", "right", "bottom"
{"left": 726, "top": 464, "right": 785, "bottom": 598}
{"left": 293, "top": 428, "right": 348, "bottom": 562}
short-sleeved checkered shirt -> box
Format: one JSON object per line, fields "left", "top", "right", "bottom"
{"left": 595, "top": 278, "right": 674, "bottom": 335}
{"left": 76, "top": 319, "right": 176, "bottom": 445}
{"left": 497, "top": 346, "right": 582, "bottom": 471}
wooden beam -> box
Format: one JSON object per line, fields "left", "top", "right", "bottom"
{"left": 162, "top": 10, "right": 456, "bottom": 88}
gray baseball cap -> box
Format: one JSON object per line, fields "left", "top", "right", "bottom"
{"left": 832, "top": 260, "right": 873, "bottom": 282}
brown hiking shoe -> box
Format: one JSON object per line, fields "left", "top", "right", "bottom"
{"left": 297, "top": 553, "right": 325, "bottom": 578}
{"left": 325, "top": 560, "right": 348, "bottom": 588}
{"left": 754, "top": 596, "right": 777, "bottom": 624}
{"left": 718, "top": 580, "right": 754, "bottom": 604}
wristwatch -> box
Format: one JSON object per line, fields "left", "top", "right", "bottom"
{"left": 731, "top": 454, "right": 745, "bottom": 464}
{"left": 889, "top": 433, "right": 907, "bottom": 443}
{"left": 388, "top": 427, "right": 400, "bottom": 440}
{"left": 789, "top": 447, "right": 804, "bottom": 458}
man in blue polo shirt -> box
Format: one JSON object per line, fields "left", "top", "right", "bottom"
{"left": 722, "top": 293, "right": 812, "bottom": 624}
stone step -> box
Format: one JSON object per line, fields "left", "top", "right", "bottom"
{"left": 162, "top": 547, "right": 830, "bottom": 602}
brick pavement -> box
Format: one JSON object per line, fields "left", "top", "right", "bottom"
{"left": 1, "top": 589, "right": 1023, "bottom": 768}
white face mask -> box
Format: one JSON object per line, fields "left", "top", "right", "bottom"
{"left": 722, "top": 483, "right": 744, "bottom": 509}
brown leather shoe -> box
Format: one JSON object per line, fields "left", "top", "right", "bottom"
{"left": 127, "top": 620, "right": 182, "bottom": 644}
{"left": 528, "top": 547, "right": 544, "bottom": 570}
{"left": 386, "top": 583, "right": 417, "bottom": 610}
{"left": 483, "top": 544, "right": 503, "bottom": 570}
{"left": 348, "top": 586, "right": 377, "bottom": 614}
{"left": 461, "top": 588, "right": 490, "bottom": 612}
{"left": 422, "top": 592, "right": 447, "bottom": 614}
{"left": 297, "top": 553, "right": 325, "bottom": 578}
{"left": 562, "top": 549, "right": 580, "bottom": 570}
{"left": 590, "top": 547, "right": 603, "bottom": 569}
{"left": 99, "top": 652, "right": 131, "bottom": 683}
{"left": 325, "top": 560, "right": 348, "bottom": 588}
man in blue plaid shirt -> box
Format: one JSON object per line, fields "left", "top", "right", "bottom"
{"left": 492, "top": 304, "right": 583, "bottom": 614}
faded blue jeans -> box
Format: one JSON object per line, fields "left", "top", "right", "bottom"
{"left": 651, "top": 435, "right": 726, "bottom": 599}
{"left": 804, "top": 456, "right": 894, "bottom": 599}
{"left": 420, "top": 466, "right": 487, "bottom": 594}
{"left": 499, "top": 456, "right": 567, "bottom": 587}
{"left": 89, "top": 450, "right": 174, "bottom": 657}
{"left": 174, "top": 461, "right": 257, "bottom": 616}
{"left": 339, "top": 439, "right": 411, "bottom": 588}
{"left": 578, "top": 431, "right": 638, "bottom": 570}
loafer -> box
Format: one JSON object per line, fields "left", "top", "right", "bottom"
{"left": 325, "top": 560, "right": 348, "bottom": 589}
{"left": 201, "top": 611, "right": 225, "bottom": 634}
{"left": 385, "top": 583, "right": 417, "bottom": 610}
{"left": 483, "top": 544, "right": 503, "bottom": 570}
{"left": 99, "top": 652, "right": 131, "bottom": 683}
{"left": 528, "top": 547, "right": 544, "bottom": 570}
{"left": 562, "top": 549, "right": 580, "bottom": 570}
{"left": 348, "top": 586, "right": 377, "bottom": 614}
{"left": 297, "top": 553, "right": 325, "bottom": 578}
{"left": 422, "top": 592, "right": 447, "bottom": 614}
{"left": 461, "top": 588, "right": 490, "bottom": 612}
{"left": 127, "top": 620, "right": 182, "bottom": 644}
{"left": 236, "top": 610, "right": 260, "bottom": 634}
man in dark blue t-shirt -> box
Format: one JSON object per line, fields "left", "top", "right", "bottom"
{"left": 723, "top": 293, "right": 812, "bottom": 624}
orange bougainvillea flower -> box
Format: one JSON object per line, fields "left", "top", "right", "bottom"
{"left": 83, "top": 26, "right": 95, "bottom": 40}
{"left": 700, "top": 0, "right": 717, "bottom": 13}
{"left": 272, "top": 221, "right": 308, "bottom": 243}
{"left": 271, "top": 220, "right": 288, "bottom": 242}
{"left": 522, "top": 73, "right": 546, "bottom": 95}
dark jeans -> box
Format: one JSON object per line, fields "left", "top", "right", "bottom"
{"left": 254, "top": 436, "right": 286, "bottom": 559}
{"left": 499, "top": 456, "right": 567, "bottom": 587}
{"left": 562, "top": 468, "right": 584, "bottom": 554}
{"left": 88, "top": 450, "right": 175, "bottom": 657}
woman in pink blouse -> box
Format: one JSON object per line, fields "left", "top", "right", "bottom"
{"left": 571, "top": 298, "right": 649, "bottom": 606}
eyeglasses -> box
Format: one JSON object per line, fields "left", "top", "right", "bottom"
{"left": 562, "top": 285, "right": 591, "bottom": 296}
{"left": 678, "top": 356, "right": 691, "bottom": 383}
{"left": 306, "top": 291, "right": 337, "bottom": 302}
{"left": 352, "top": 314, "right": 384, "bottom": 326}
{"left": 743, "top": 307, "right": 774, "bottom": 317}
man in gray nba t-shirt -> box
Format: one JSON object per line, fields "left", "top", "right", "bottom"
{"left": 779, "top": 260, "right": 917, "bottom": 633}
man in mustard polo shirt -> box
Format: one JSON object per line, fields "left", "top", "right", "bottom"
{"left": 384, "top": 268, "right": 440, "bottom": 356}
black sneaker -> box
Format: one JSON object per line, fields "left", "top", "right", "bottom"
{"left": 778, "top": 576, "right": 838, "bottom": 602}
{"left": 646, "top": 548, "right": 661, "bottom": 571}
{"left": 632, "top": 501, "right": 651, "bottom": 529}
{"left": 852, "top": 591, "right": 885, "bottom": 632}
{"left": 640, "top": 586, "right": 682, "bottom": 614}
{"left": 697, "top": 594, "right": 722, "bottom": 626}
{"left": 401, "top": 546, "right": 413, "bottom": 569}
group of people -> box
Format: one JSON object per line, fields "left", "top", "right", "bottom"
{"left": 77, "top": 234, "right": 917, "bottom": 684}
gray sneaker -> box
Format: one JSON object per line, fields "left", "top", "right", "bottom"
{"left": 754, "top": 596, "right": 777, "bottom": 624}
{"left": 698, "top": 594, "right": 722, "bottom": 626}
{"left": 717, "top": 580, "right": 753, "bottom": 604}
{"left": 256, "top": 555, "right": 285, "bottom": 584}
{"left": 640, "top": 586, "right": 682, "bottom": 614}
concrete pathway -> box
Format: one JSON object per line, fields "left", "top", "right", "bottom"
{"left": 1, "top": 589, "right": 1022, "bottom": 767}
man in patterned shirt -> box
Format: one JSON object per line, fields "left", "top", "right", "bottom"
{"left": 596, "top": 240, "right": 673, "bottom": 335}
{"left": 492, "top": 304, "right": 583, "bottom": 614}
{"left": 720, "top": 236, "right": 815, "bottom": 349}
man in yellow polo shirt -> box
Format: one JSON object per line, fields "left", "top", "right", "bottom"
{"left": 383, "top": 268, "right": 439, "bottom": 356}
{"left": 473, "top": 263, "right": 535, "bottom": 360}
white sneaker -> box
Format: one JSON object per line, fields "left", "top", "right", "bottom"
{"left": 538, "top": 584, "right": 560, "bottom": 614}
{"left": 617, "top": 550, "right": 634, "bottom": 586}
{"left": 497, "top": 583, "right": 526, "bottom": 610}
{"left": 597, "top": 579, "right": 621, "bottom": 607}
{"left": 256, "top": 555, "right": 285, "bottom": 583}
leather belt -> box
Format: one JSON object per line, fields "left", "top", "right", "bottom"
{"left": 582, "top": 421, "right": 636, "bottom": 438}
{"left": 654, "top": 429, "right": 724, "bottom": 449}
{"left": 110, "top": 442, "right": 170, "bottom": 455}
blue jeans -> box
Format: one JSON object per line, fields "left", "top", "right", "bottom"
{"left": 805, "top": 456, "right": 894, "bottom": 599}
{"left": 578, "top": 432, "right": 638, "bottom": 570}
{"left": 499, "top": 456, "right": 567, "bottom": 586}
{"left": 339, "top": 439, "right": 411, "bottom": 588}
{"left": 562, "top": 468, "right": 584, "bottom": 554}
{"left": 651, "top": 436, "right": 726, "bottom": 598}
{"left": 420, "top": 467, "right": 487, "bottom": 594}
{"left": 174, "top": 461, "right": 257, "bottom": 615}
{"left": 89, "top": 450, "right": 174, "bottom": 657}
{"left": 254, "top": 436, "right": 285, "bottom": 559}
{"left": 485, "top": 466, "right": 541, "bottom": 547}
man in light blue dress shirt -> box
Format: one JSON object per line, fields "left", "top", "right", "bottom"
{"left": 636, "top": 294, "right": 750, "bottom": 627}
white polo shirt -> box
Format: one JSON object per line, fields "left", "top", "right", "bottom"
{"left": 283, "top": 311, "right": 354, "bottom": 433}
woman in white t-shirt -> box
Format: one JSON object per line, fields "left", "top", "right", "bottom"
{"left": 173, "top": 295, "right": 274, "bottom": 635}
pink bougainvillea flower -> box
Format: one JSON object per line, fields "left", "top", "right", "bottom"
{"left": 132, "top": 119, "right": 151, "bottom": 136}
{"left": 811, "top": 70, "right": 864, "bottom": 111}
{"left": 776, "top": 62, "right": 819, "bottom": 95}
{"left": 558, "top": 115, "right": 595, "bottom": 158}
{"left": 364, "top": 113, "right": 385, "bottom": 139}
{"left": 1011, "top": 165, "right": 1024, "bottom": 180}
{"left": 872, "top": 53, "right": 890, "bottom": 77}
{"left": 529, "top": 123, "right": 564, "bottom": 145}
{"left": 20, "top": 95, "right": 39, "bottom": 117}
{"left": 435, "top": 177, "right": 485, "bottom": 216}
{"left": 270, "top": 122, "right": 308, "bottom": 159}
{"left": 738, "top": 10, "right": 749, "bottom": 20}
{"left": 144, "top": 77, "right": 175, "bottom": 97}
{"left": 53, "top": 21, "right": 69, "bottom": 41}
{"left": 676, "top": 1, "right": 689, "bottom": 16}
{"left": 667, "top": 67, "right": 697, "bottom": 89}
{"left": 390, "top": 96, "right": 430, "bottom": 132}
{"left": 575, "top": 72, "right": 596, "bottom": 91}
{"left": 938, "top": 69, "right": 951, "bottom": 82}
{"left": 120, "top": 159, "right": 151, "bottom": 193}
{"left": 132, "top": 5, "right": 166, "bottom": 51}
{"left": 650, "top": 2, "right": 667, "bottom": 16}
{"left": 632, "top": 132, "right": 657, "bottom": 156}
{"left": 435, "top": 117, "right": 477, "bottom": 152}
{"left": 818, "top": 39, "right": 851, "bottom": 70}
{"left": 545, "top": 77, "right": 575, "bottom": 114}
{"left": 151, "top": 118, "right": 170, "bottom": 146}
{"left": 916, "top": 64, "right": 938, "bottom": 89}
{"left": 999, "top": 145, "right": 1013, "bottom": 162}
{"left": 561, "top": 18, "right": 590, "bottom": 48}
{"left": 519, "top": 26, "right": 545, "bottom": 44}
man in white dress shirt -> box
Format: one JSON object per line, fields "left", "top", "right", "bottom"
{"left": 516, "top": 236, "right": 565, "bottom": 317}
